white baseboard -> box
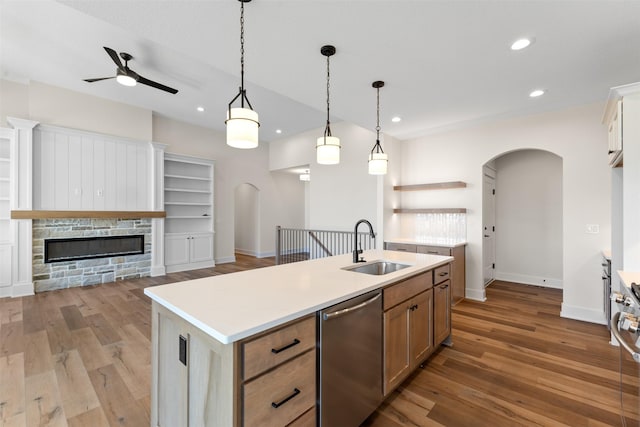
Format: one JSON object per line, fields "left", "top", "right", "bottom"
{"left": 560, "top": 303, "right": 607, "bottom": 325}
{"left": 150, "top": 266, "right": 166, "bottom": 277}
{"left": 0, "top": 287, "right": 11, "bottom": 298}
{"left": 465, "top": 287, "right": 486, "bottom": 302}
{"left": 495, "top": 271, "right": 563, "bottom": 289}
{"left": 234, "top": 250, "right": 276, "bottom": 259}
{"left": 10, "top": 282, "right": 35, "bottom": 297}
{"left": 216, "top": 256, "right": 236, "bottom": 264}
{"left": 257, "top": 251, "right": 275, "bottom": 259}
{"left": 235, "top": 249, "right": 256, "bottom": 257}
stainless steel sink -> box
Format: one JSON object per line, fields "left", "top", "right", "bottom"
{"left": 343, "top": 261, "right": 410, "bottom": 275}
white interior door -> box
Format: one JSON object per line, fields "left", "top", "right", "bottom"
{"left": 483, "top": 171, "right": 496, "bottom": 286}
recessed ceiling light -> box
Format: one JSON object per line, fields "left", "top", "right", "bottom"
{"left": 391, "top": 116, "right": 402, "bottom": 123}
{"left": 511, "top": 38, "right": 533, "bottom": 51}
{"left": 196, "top": 106, "right": 205, "bottom": 112}
{"left": 276, "top": 129, "right": 282, "bottom": 134}
{"left": 529, "top": 89, "right": 545, "bottom": 98}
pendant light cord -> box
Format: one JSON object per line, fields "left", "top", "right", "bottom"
{"left": 240, "top": 0, "right": 245, "bottom": 107}
{"left": 325, "top": 54, "right": 332, "bottom": 137}
{"left": 371, "top": 83, "right": 384, "bottom": 155}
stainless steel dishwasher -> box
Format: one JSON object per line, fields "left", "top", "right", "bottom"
{"left": 319, "top": 289, "right": 383, "bottom": 427}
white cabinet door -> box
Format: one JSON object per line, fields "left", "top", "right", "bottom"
{"left": 165, "top": 235, "right": 190, "bottom": 266}
{"left": 0, "top": 244, "right": 11, "bottom": 289}
{"left": 190, "top": 233, "right": 214, "bottom": 263}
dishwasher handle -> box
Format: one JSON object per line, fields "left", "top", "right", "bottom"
{"left": 322, "top": 292, "right": 381, "bottom": 321}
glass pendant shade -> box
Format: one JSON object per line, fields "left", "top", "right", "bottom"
{"left": 368, "top": 151, "right": 388, "bottom": 175}
{"left": 226, "top": 107, "right": 259, "bottom": 149}
{"left": 316, "top": 136, "right": 341, "bottom": 165}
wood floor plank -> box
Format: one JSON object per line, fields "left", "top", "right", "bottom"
{"left": 106, "top": 324, "right": 150, "bottom": 400}
{"left": 52, "top": 350, "right": 101, "bottom": 419}
{"left": 24, "top": 330, "right": 53, "bottom": 377}
{"left": 59, "top": 305, "right": 87, "bottom": 331}
{"left": 88, "top": 364, "right": 149, "bottom": 427}
{"left": 66, "top": 407, "right": 110, "bottom": 427}
{"left": 0, "top": 353, "right": 25, "bottom": 424}
{"left": 70, "top": 328, "right": 111, "bottom": 372}
{"left": 85, "top": 313, "right": 121, "bottom": 346}
{"left": 24, "top": 370, "right": 68, "bottom": 427}
{"left": 44, "top": 318, "right": 75, "bottom": 356}
{"left": 0, "top": 321, "right": 24, "bottom": 357}
{"left": 0, "top": 298, "right": 23, "bottom": 324}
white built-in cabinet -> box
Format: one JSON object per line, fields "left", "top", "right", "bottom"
{"left": 32, "top": 124, "right": 151, "bottom": 210}
{"left": 0, "top": 130, "right": 12, "bottom": 292}
{"left": 164, "top": 153, "right": 215, "bottom": 273}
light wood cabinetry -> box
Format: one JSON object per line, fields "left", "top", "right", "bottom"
{"left": 434, "top": 280, "right": 451, "bottom": 346}
{"left": 151, "top": 303, "right": 316, "bottom": 427}
{"left": 383, "top": 272, "right": 434, "bottom": 395}
{"left": 164, "top": 153, "right": 215, "bottom": 273}
{"left": 387, "top": 242, "right": 466, "bottom": 304}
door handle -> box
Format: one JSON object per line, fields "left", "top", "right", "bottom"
{"left": 484, "top": 234, "right": 490, "bottom": 238}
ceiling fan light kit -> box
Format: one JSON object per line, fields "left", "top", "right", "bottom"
{"left": 317, "top": 44, "right": 341, "bottom": 165}
{"left": 368, "top": 80, "right": 388, "bottom": 175}
{"left": 84, "top": 47, "right": 178, "bottom": 94}
{"left": 225, "top": 0, "right": 260, "bottom": 149}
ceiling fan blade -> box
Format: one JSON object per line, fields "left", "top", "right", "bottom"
{"left": 84, "top": 76, "right": 116, "bottom": 83}
{"left": 103, "top": 46, "right": 124, "bottom": 71}
{"left": 137, "top": 75, "right": 178, "bottom": 94}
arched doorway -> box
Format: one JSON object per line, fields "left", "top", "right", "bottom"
{"left": 234, "top": 183, "right": 260, "bottom": 257}
{"left": 483, "top": 149, "right": 563, "bottom": 291}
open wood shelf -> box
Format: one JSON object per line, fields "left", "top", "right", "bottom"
{"left": 11, "top": 210, "right": 166, "bottom": 219}
{"left": 393, "top": 181, "right": 467, "bottom": 191}
{"left": 393, "top": 208, "right": 467, "bottom": 214}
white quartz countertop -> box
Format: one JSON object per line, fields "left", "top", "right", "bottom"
{"left": 386, "top": 238, "right": 467, "bottom": 248}
{"left": 144, "top": 250, "right": 452, "bottom": 344}
{"left": 618, "top": 271, "right": 640, "bottom": 290}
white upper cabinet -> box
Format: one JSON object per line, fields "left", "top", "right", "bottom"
{"left": 603, "top": 82, "right": 640, "bottom": 168}
{"left": 33, "top": 124, "right": 151, "bottom": 210}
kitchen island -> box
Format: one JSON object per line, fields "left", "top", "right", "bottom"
{"left": 144, "top": 249, "right": 453, "bottom": 427}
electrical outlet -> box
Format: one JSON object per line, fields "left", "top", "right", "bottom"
{"left": 97, "top": 189, "right": 103, "bottom": 197}
{"left": 586, "top": 224, "right": 600, "bottom": 234}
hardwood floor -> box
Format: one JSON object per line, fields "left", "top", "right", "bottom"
{"left": 1, "top": 258, "right": 638, "bottom": 426}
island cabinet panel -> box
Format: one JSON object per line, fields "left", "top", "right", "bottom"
{"left": 242, "top": 349, "right": 316, "bottom": 427}
{"left": 434, "top": 280, "right": 452, "bottom": 345}
{"left": 151, "top": 303, "right": 238, "bottom": 427}
{"left": 383, "top": 271, "right": 435, "bottom": 395}
{"left": 242, "top": 316, "right": 316, "bottom": 381}
{"left": 288, "top": 407, "right": 316, "bottom": 427}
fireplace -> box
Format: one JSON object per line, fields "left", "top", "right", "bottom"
{"left": 32, "top": 218, "right": 153, "bottom": 292}
{"left": 44, "top": 235, "right": 145, "bottom": 263}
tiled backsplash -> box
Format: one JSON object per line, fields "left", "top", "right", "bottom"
{"left": 32, "top": 218, "right": 152, "bottom": 292}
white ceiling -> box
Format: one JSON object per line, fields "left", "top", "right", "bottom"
{"left": 1, "top": 0, "right": 639, "bottom": 142}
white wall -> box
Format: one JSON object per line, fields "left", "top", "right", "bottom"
{"left": 234, "top": 183, "right": 259, "bottom": 256}
{"left": 398, "top": 103, "right": 610, "bottom": 323}
{"left": 0, "top": 79, "right": 29, "bottom": 126}
{"left": 270, "top": 121, "right": 394, "bottom": 242}
{"left": 153, "top": 115, "right": 300, "bottom": 261}
{"left": 494, "top": 149, "right": 563, "bottom": 287}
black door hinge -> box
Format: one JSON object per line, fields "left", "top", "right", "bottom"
{"left": 492, "top": 189, "right": 495, "bottom": 195}
{"left": 492, "top": 263, "right": 495, "bottom": 269}
{"left": 492, "top": 226, "right": 495, "bottom": 232}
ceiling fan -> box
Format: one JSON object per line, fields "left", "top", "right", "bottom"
{"left": 84, "top": 46, "right": 178, "bottom": 94}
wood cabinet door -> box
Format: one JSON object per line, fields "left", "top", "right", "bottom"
{"left": 434, "top": 281, "right": 451, "bottom": 345}
{"left": 383, "top": 302, "right": 410, "bottom": 395}
{"left": 409, "top": 290, "right": 433, "bottom": 367}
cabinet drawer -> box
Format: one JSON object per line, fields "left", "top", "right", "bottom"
{"left": 434, "top": 264, "right": 450, "bottom": 285}
{"left": 243, "top": 316, "right": 316, "bottom": 380}
{"left": 243, "top": 349, "right": 316, "bottom": 427}
{"left": 384, "top": 272, "right": 433, "bottom": 310}
{"left": 416, "top": 246, "right": 451, "bottom": 256}
{"left": 288, "top": 407, "right": 316, "bottom": 427}
{"left": 386, "top": 242, "right": 417, "bottom": 252}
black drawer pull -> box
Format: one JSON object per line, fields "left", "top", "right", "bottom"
{"left": 427, "top": 251, "right": 438, "bottom": 254}
{"left": 439, "top": 272, "right": 448, "bottom": 276}
{"left": 271, "top": 388, "right": 300, "bottom": 408}
{"left": 179, "top": 335, "right": 187, "bottom": 366}
{"left": 271, "top": 338, "right": 301, "bottom": 354}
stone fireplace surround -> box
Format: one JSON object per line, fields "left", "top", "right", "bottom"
{"left": 32, "top": 218, "right": 152, "bottom": 292}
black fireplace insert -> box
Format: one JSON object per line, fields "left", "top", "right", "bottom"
{"left": 44, "top": 235, "right": 145, "bottom": 263}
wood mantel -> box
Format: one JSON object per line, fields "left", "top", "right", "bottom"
{"left": 11, "top": 210, "right": 166, "bottom": 219}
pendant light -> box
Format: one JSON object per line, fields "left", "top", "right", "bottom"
{"left": 225, "top": 0, "right": 259, "bottom": 149}
{"left": 317, "top": 45, "right": 340, "bottom": 165}
{"left": 368, "top": 80, "right": 388, "bottom": 175}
